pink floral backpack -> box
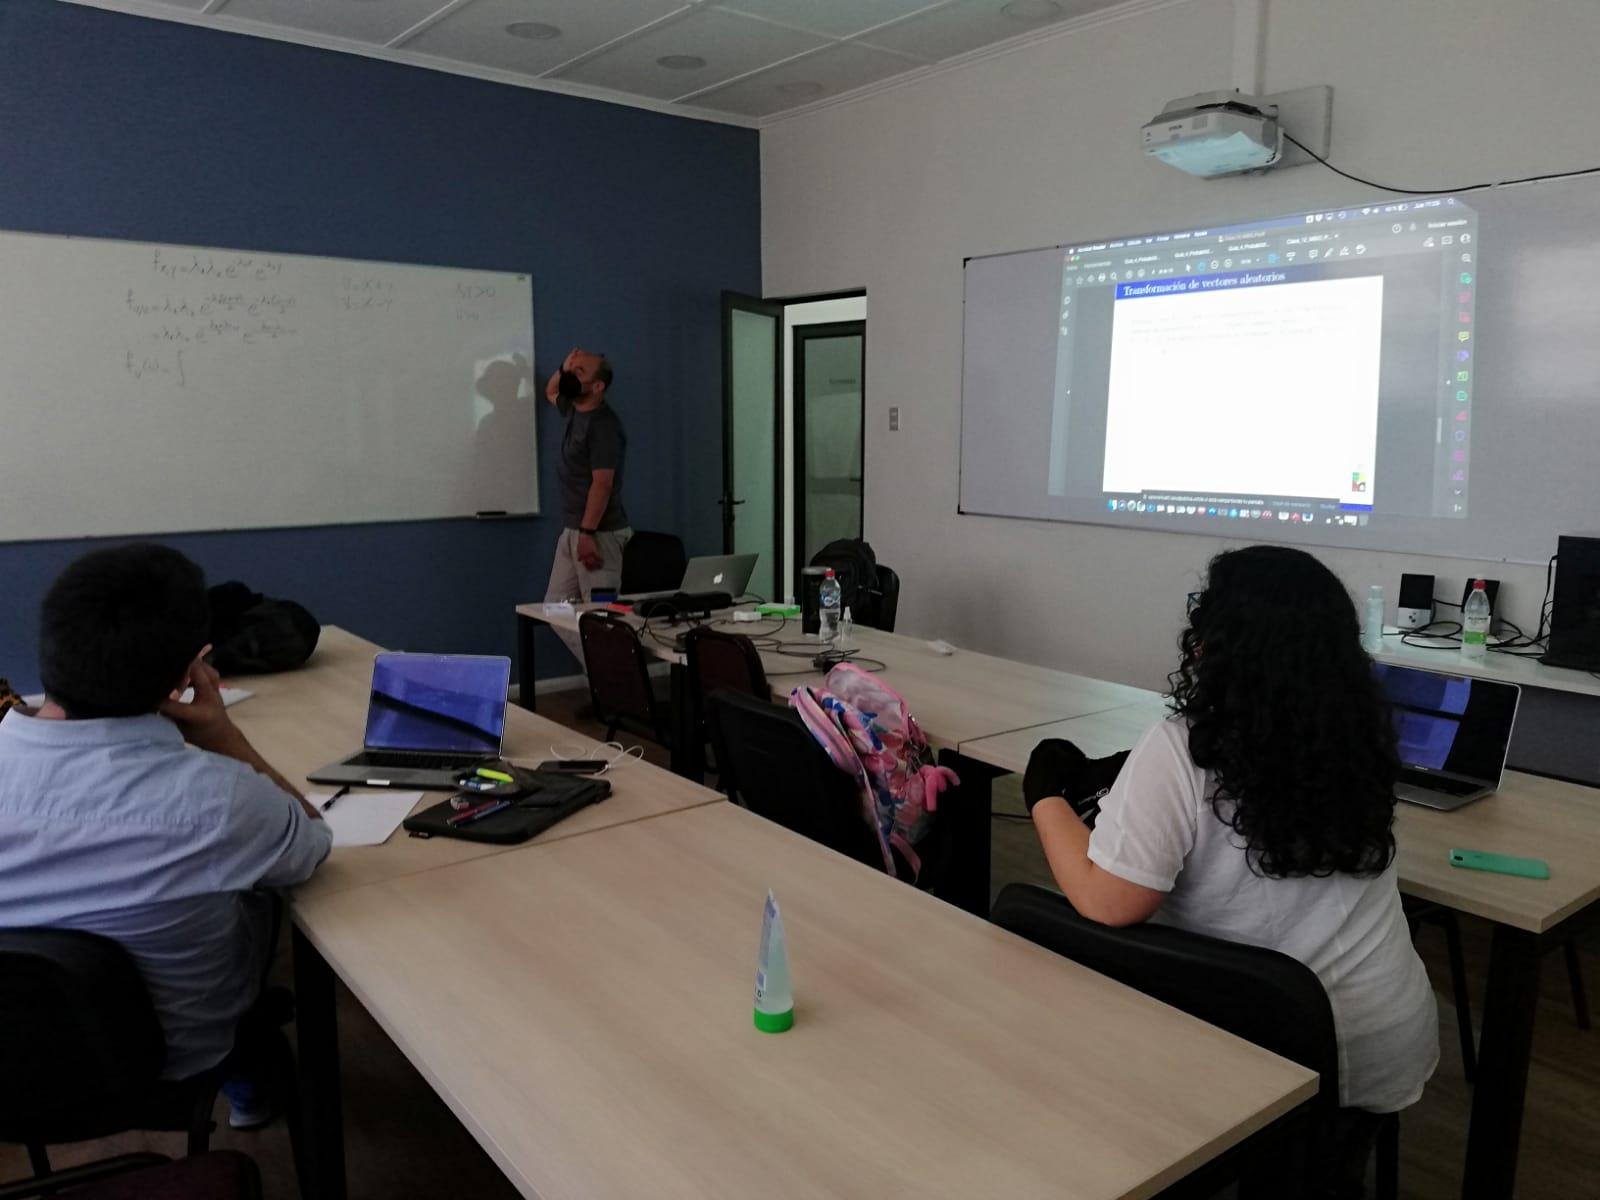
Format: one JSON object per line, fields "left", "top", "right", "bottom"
{"left": 789, "top": 663, "right": 959, "bottom": 879}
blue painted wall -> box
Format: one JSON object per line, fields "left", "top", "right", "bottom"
{"left": 0, "top": 0, "right": 759, "bottom": 692}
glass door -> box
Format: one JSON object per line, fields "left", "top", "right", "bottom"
{"left": 721, "top": 292, "right": 783, "bottom": 602}
{"left": 793, "top": 320, "right": 865, "bottom": 595}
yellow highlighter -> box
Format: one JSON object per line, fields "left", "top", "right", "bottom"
{"left": 475, "top": 767, "right": 514, "bottom": 783}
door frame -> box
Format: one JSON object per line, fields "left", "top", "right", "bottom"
{"left": 792, "top": 319, "right": 867, "bottom": 600}
{"left": 720, "top": 291, "right": 785, "bottom": 596}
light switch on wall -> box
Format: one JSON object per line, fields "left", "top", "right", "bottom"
{"left": 889, "top": 406, "right": 900, "bottom": 431}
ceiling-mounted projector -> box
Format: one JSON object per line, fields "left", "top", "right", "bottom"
{"left": 1142, "top": 91, "right": 1281, "bottom": 178}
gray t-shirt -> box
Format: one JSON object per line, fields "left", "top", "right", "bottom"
{"left": 557, "top": 397, "right": 628, "bottom": 531}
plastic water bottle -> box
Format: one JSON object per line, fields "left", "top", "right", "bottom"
{"left": 1362, "top": 585, "right": 1385, "bottom": 655}
{"left": 1462, "top": 579, "right": 1491, "bottom": 659}
{"left": 839, "top": 605, "right": 854, "bottom": 652}
{"left": 818, "top": 569, "right": 841, "bottom": 644}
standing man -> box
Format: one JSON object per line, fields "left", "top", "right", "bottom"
{"left": 545, "top": 347, "right": 631, "bottom": 663}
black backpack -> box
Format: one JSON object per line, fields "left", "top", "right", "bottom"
{"left": 207, "top": 582, "right": 321, "bottom": 675}
{"left": 808, "top": 538, "right": 880, "bottom": 622}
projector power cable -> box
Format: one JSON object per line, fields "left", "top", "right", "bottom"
{"left": 1282, "top": 133, "right": 1600, "bottom": 198}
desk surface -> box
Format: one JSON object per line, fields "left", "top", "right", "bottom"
{"left": 294, "top": 801, "right": 1316, "bottom": 1200}
{"left": 1373, "top": 633, "right": 1600, "bottom": 699}
{"left": 1394, "top": 773, "right": 1600, "bottom": 933}
{"left": 958, "top": 703, "right": 1600, "bottom": 937}
{"left": 517, "top": 603, "right": 1154, "bottom": 749}
{"left": 235, "top": 627, "right": 721, "bottom": 901}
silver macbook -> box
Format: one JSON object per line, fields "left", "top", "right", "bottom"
{"left": 308, "top": 652, "right": 510, "bottom": 790}
{"left": 1375, "top": 663, "right": 1520, "bottom": 811}
{"left": 621, "top": 553, "right": 758, "bottom": 602}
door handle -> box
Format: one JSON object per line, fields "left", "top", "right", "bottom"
{"left": 717, "top": 497, "right": 747, "bottom": 507}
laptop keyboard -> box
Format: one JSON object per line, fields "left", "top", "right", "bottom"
{"left": 1399, "top": 770, "right": 1483, "bottom": 796}
{"left": 348, "top": 751, "right": 481, "bottom": 771}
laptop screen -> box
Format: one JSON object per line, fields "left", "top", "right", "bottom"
{"left": 1373, "top": 663, "right": 1519, "bottom": 784}
{"left": 363, "top": 654, "right": 510, "bottom": 754}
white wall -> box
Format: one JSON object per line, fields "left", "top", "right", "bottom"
{"left": 760, "top": 0, "right": 1600, "bottom": 691}
{"left": 782, "top": 295, "right": 868, "bottom": 598}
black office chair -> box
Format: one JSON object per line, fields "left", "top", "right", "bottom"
{"left": 578, "top": 610, "right": 672, "bottom": 748}
{"left": 619, "top": 531, "right": 687, "bottom": 597}
{"left": 682, "top": 627, "right": 768, "bottom": 781}
{"left": 991, "top": 885, "right": 1400, "bottom": 1200}
{"left": 707, "top": 688, "right": 886, "bottom": 871}
{"left": 1405, "top": 896, "right": 1590, "bottom": 1086}
{"left": 707, "top": 689, "right": 956, "bottom": 889}
{"left": 870, "top": 564, "right": 900, "bottom": 633}
{"left": 0, "top": 929, "right": 291, "bottom": 1197}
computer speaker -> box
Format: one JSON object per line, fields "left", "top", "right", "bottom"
{"left": 1397, "top": 573, "right": 1435, "bottom": 630}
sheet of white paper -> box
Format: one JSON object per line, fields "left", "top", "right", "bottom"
{"left": 21, "top": 686, "right": 254, "bottom": 708}
{"left": 307, "top": 791, "right": 421, "bottom": 848}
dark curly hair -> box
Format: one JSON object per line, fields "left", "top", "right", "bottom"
{"left": 1169, "top": 545, "right": 1399, "bottom": 879}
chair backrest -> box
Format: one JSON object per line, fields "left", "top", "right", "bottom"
{"left": 989, "top": 884, "right": 1341, "bottom": 1109}
{"left": 868, "top": 564, "right": 900, "bottom": 633}
{"left": 0, "top": 928, "right": 167, "bottom": 1143}
{"left": 619, "top": 531, "right": 687, "bottom": 596}
{"left": 706, "top": 689, "right": 883, "bottom": 870}
{"left": 578, "top": 612, "right": 664, "bottom": 739}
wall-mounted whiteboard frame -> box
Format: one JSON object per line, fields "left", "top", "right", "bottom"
{"left": 0, "top": 229, "right": 537, "bottom": 542}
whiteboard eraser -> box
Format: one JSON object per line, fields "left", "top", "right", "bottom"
{"left": 927, "top": 639, "right": 956, "bottom": 656}
{"left": 731, "top": 609, "right": 763, "bottom": 623}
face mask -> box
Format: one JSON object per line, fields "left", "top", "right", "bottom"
{"left": 557, "top": 369, "right": 584, "bottom": 400}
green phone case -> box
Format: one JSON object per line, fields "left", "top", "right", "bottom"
{"left": 1449, "top": 849, "right": 1550, "bottom": 879}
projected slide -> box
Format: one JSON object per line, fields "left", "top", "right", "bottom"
{"left": 964, "top": 195, "right": 1479, "bottom": 537}
{"left": 1101, "top": 273, "right": 1384, "bottom": 506}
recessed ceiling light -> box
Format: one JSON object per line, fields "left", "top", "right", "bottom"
{"left": 505, "top": 21, "right": 562, "bottom": 41}
{"left": 1000, "top": 0, "right": 1064, "bottom": 20}
{"left": 776, "top": 80, "right": 824, "bottom": 98}
{"left": 656, "top": 54, "right": 707, "bottom": 70}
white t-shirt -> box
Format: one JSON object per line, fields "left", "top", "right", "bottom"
{"left": 1087, "top": 717, "right": 1438, "bottom": 1112}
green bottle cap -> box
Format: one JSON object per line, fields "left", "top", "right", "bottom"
{"left": 753, "top": 1006, "right": 794, "bottom": 1034}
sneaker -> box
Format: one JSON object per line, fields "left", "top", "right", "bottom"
{"left": 222, "top": 1078, "right": 275, "bottom": 1131}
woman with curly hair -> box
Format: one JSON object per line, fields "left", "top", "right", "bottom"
{"left": 1026, "top": 544, "right": 1437, "bottom": 1120}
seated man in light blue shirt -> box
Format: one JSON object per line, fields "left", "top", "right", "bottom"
{"left": 0, "top": 544, "right": 331, "bottom": 1123}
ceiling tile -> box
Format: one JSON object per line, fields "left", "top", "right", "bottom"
{"left": 859, "top": 0, "right": 1103, "bottom": 62}
{"left": 690, "top": 41, "right": 919, "bottom": 117}
{"left": 218, "top": 0, "right": 456, "bottom": 44}
{"left": 552, "top": 5, "right": 828, "bottom": 101}
{"left": 406, "top": 0, "right": 689, "bottom": 76}
{"left": 711, "top": 0, "right": 947, "bottom": 40}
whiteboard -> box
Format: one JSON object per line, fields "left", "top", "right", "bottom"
{"left": 958, "top": 173, "right": 1600, "bottom": 567}
{"left": 0, "top": 231, "right": 537, "bottom": 541}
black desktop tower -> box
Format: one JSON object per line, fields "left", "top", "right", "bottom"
{"left": 1542, "top": 534, "right": 1600, "bottom": 670}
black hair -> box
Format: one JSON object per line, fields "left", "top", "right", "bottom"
{"left": 1169, "top": 545, "right": 1399, "bottom": 879}
{"left": 594, "top": 357, "right": 614, "bottom": 391}
{"left": 39, "top": 544, "right": 210, "bottom": 719}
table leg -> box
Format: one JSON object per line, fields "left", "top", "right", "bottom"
{"left": 293, "top": 925, "right": 346, "bottom": 1200}
{"left": 1460, "top": 924, "right": 1542, "bottom": 1200}
{"left": 937, "top": 750, "right": 1000, "bottom": 918}
{"left": 669, "top": 664, "right": 701, "bottom": 781}
{"left": 516, "top": 613, "right": 538, "bottom": 713}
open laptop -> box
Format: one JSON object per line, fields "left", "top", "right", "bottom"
{"left": 308, "top": 653, "right": 511, "bottom": 790}
{"left": 621, "top": 553, "right": 758, "bottom": 603}
{"left": 1375, "top": 663, "right": 1520, "bottom": 811}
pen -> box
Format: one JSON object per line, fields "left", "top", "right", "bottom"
{"left": 475, "top": 767, "right": 514, "bottom": 783}
{"left": 448, "top": 799, "right": 510, "bottom": 827}
{"left": 322, "top": 785, "right": 351, "bottom": 812}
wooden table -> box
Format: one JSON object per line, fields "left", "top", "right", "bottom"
{"left": 957, "top": 704, "right": 1600, "bottom": 1200}
{"left": 514, "top": 603, "right": 1153, "bottom": 752}
{"left": 254, "top": 628, "right": 725, "bottom": 1196}
{"left": 292, "top": 801, "right": 1317, "bottom": 1200}
{"left": 235, "top": 627, "right": 721, "bottom": 900}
